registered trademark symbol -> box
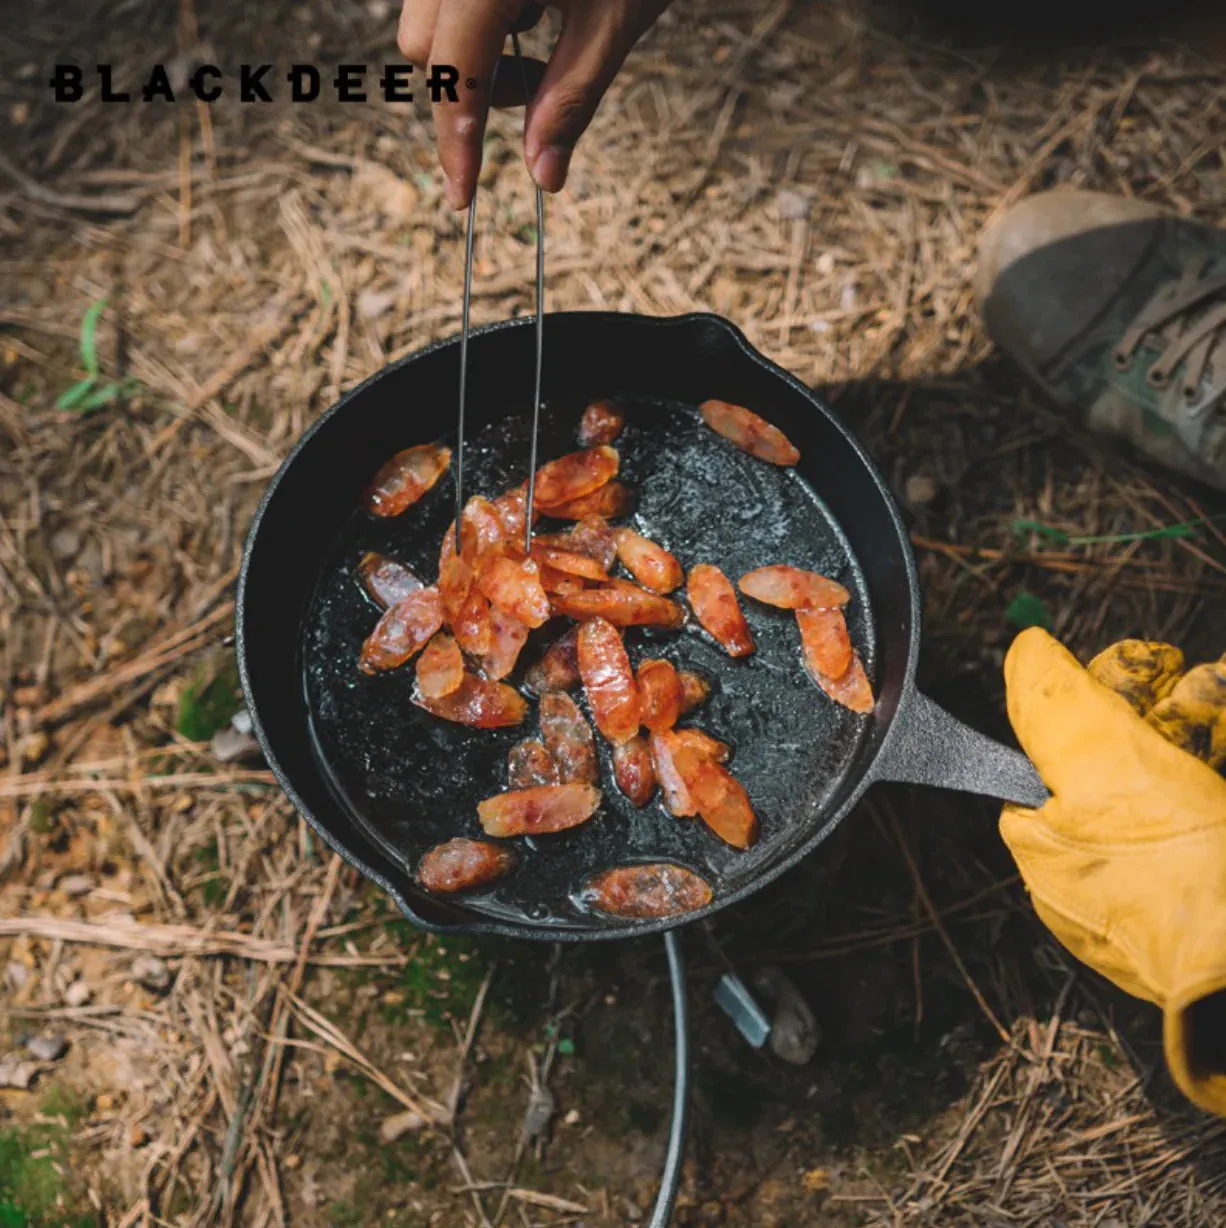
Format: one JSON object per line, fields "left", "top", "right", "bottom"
{"left": 465, "top": 77, "right": 478, "bottom": 90}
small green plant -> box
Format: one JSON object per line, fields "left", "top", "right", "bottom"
{"left": 1011, "top": 514, "right": 1226, "bottom": 548}
{"left": 54, "top": 298, "right": 137, "bottom": 415}
{"left": 177, "top": 656, "right": 243, "bottom": 742}
{"left": 543, "top": 1021, "right": 575, "bottom": 1055}
{"left": 1005, "top": 591, "right": 1052, "bottom": 632}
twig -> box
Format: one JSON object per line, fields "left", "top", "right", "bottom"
{"left": 281, "top": 987, "right": 447, "bottom": 1124}
{"left": 911, "top": 532, "right": 1216, "bottom": 578}
{"left": 0, "top": 914, "right": 404, "bottom": 966}
{"left": 766, "top": 876, "right": 1020, "bottom": 963}
{"left": 493, "top": 948, "right": 565, "bottom": 1227}
{"left": 148, "top": 291, "right": 300, "bottom": 455}
{"left": 31, "top": 597, "right": 235, "bottom": 727}
{"left": 447, "top": 964, "right": 497, "bottom": 1125}
{"left": 506, "top": 1190, "right": 588, "bottom": 1215}
{"left": 450, "top": 1144, "right": 496, "bottom": 1228}
{"left": 994, "top": 974, "right": 1077, "bottom": 1201}
{"left": 105, "top": 787, "right": 188, "bottom": 917}
{"left": 0, "top": 768, "right": 275, "bottom": 798}
{"left": 0, "top": 149, "right": 143, "bottom": 215}
{"left": 934, "top": 1057, "right": 1014, "bottom": 1191}
{"left": 879, "top": 804, "right": 1011, "bottom": 1044}
{"left": 234, "top": 854, "right": 345, "bottom": 1216}
{"left": 179, "top": 107, "right": 193, "bottom": 250}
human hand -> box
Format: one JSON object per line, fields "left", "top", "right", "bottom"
{"left": 1001, "top": 627, "right": 1226, "bottom": 1116}
{"left": 397, "top": 0, "right": 672, "bottom": 208}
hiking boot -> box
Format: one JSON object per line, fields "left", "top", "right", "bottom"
{"left": 974, "top": 189, "right": 1226, "bottom": 492}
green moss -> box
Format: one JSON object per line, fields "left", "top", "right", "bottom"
{"left": 38, "top": 1088, "right": 86, "bottom": 1129}
{"left": 379, "top": 934, "right": 486, "bottom": 1029}
{"left": 177, "top": 655, "right": 243, "bottom": 742}
{"left": 191, "top": 839, "right": 226, "bottom": 907}
{"left": 324, "top": 1199, "right": 362, "bottom": 1228}
{"left": 378, "top": 1149, "right": 417, "bottom": 1186}
{"left": 0, "top": 1111, "right": 91, "bottom": 1228}
{"left": 378, "top": 932, "right": 545, "bottom": 1032}
{"left": 27, "top": 800, "right": 51, "bottom": 836}
{"left": 322, "top": 1125, "right": 436, "bottom": 1225}
{"left": 371, "top": 908, "right": 553, "bottom": 1035}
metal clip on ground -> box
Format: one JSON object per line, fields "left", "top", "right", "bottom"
{"left": 714, "top": 972, "right": 773, "bottom": 1048}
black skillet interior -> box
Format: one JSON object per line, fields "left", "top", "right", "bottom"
{"left": 303, "top": 390, "right": 875, "bottom": 930}
{"left": 237, "top": 312, "right": 924, "bottom": 942}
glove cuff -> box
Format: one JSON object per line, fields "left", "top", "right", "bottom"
{"left": 1164, "top": 961, "right": 1226, "bottom": 1117}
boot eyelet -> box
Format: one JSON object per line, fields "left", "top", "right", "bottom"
{"left": 1147, "top": 367, "right": 1171, "bottom": 389}
{"left": 1112, "top": 349, "right": 1132, "bottom": 371}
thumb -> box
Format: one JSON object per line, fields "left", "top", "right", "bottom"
{"left": 1006, "top": 627, "right": 1226, "bottom": 823}
{"left": 1005, "top": 627, "right": 1167, "bottom": 802}
{"left": 523, "top": 3, "right": 657, "bottom": 191}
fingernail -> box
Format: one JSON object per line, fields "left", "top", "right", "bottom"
{"left": 443, "top": 173, "right": 467, "bottom": 210}
{"left": 531, "top": 145, "right": 571, "bottom": 193}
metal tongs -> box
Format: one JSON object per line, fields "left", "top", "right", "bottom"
{"left": 450, "top": 17, "right": 690, "bottom": 1226}
{"left": 454, "top": 3, "right": 546, "bottom": 556}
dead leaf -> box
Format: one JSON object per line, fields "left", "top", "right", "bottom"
{"left": 380, "top": 1109, "right": 426, "bottom": 1141}
{"left": 776, "top": 188, "right": 812, "bottom": 219}
{"left": 0, "top": 1055, "right": 40, "bottom": 1089}
{"left": 802, "top": 1168, "right": 830, "bottom": 1194}
{"left": 357, "top": 288, "right": 397, "bottom": 320}
{"left": 131, "top": 954, "right": 171, "bottom": 994}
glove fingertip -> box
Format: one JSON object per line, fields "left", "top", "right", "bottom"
{"left": 1087, "top": 639, "right": 1185, "bottom": 716}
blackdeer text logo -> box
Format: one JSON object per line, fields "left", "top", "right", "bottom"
{"left": 49, "top": 63, "right": 478, "bottom": 104}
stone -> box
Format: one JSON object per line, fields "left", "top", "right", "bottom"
{"left": 24, "top": 1035, "right": 68, "bottom": 1061}
{"left": 63, "top": 980, "right": 92, "bottom": 1007}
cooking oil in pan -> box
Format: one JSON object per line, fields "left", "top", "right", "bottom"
{"left": 300, "top": 394, "right": 874, "bottom": 928}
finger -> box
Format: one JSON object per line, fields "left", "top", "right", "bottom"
{"left": 430, "top": 0, "right": 519, "bottom": 208}
{"left": 398, "top": 0, "right": 444, "bottom": 65}
{"left": 1008, "top": 629, "right": 1226, "bottom": 845}
{"left": 1004, "top": 627, "right": 1175, "bottom": 800}
{"left": 1146, "top": 661, "right": 1226, "bottom": 771}
{"left": 524, "top": 2, "right": 660, "bottom": 191}
{"left": 1086, "top": 639, "right": 1185, "bottom": 716}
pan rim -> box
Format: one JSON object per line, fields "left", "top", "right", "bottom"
{"left": 236, "top": 309, "right": 924, "bottom": 942}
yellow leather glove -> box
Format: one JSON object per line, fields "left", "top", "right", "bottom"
{"left": 1001, "top": 628, "right": 1226, "bottom": 1117}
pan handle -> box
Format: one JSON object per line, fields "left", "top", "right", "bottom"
{"left": 873, "top": 690, "right": 1050, "bottom": 809}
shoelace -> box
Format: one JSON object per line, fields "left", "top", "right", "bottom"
{"left": 1113, "top": 259, "right": 1226, "bottom": 407}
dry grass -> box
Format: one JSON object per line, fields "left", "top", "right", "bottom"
{"left": 3, "top": 0, "right": 1226, "bottom": 1223}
